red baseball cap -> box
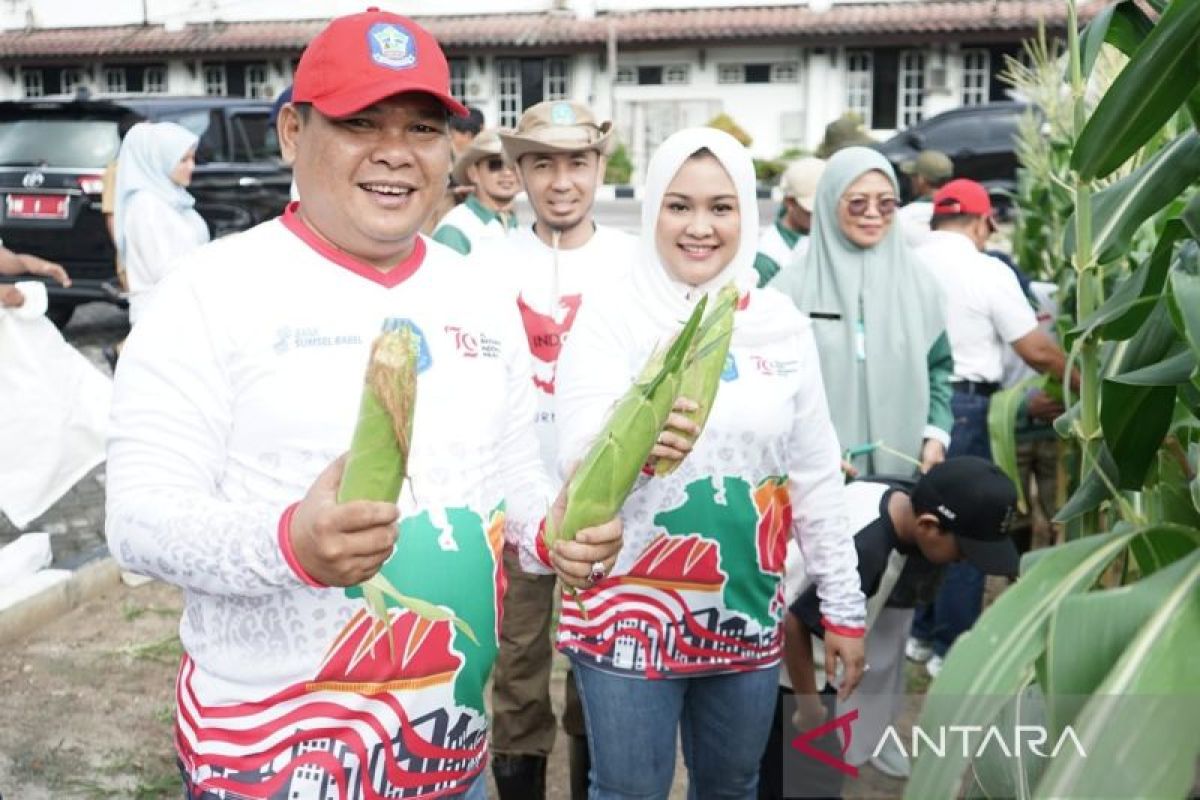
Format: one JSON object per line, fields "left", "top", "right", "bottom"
{"left": 293, "top": 8, "right": 469, "bottom": 119}
{"left": 932, "top": 178, "right": 994, "bottom": 219}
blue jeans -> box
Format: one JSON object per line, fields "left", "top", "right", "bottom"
{"left": 573, "top": 661, "right": 779, "bottom": 800}
{"left": 911, "top": 390, "right": 990, "bottom": 657}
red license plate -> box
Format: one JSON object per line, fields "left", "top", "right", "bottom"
{"left": 6, "top": 193, "right": 68, "bottom": 220}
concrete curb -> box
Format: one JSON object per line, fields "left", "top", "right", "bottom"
{"left": 0, "top": 556, "right": 120, "bottom": 644}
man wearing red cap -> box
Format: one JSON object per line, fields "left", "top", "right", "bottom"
{"left": 906, "top": 178, "right": 1069, "bottom": 676}
{"left": 104, "top": 10, "right": 625, "bottom": 799}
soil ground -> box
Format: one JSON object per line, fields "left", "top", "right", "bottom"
{"left": 0, "top": 579, "right": 927, "bottom": 799}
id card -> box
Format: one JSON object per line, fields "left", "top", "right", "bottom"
{"left": 855, "top": 319, "right": 866, "bottom": 361}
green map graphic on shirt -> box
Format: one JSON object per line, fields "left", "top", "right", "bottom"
{"left": 653, "top": 477, "right": 776, "bottom": 628}
{"left": 344, "top": 505, "right": 500, "bottom": 714}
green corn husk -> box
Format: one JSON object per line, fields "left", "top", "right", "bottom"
{"left": 339, "top": 324, "right": 477, "bottom": 657}
{"left": 546, "top": 296, "right": 709, "bottom": 615}
{"left": 655, "top": 282, "right": 738, "bottom": 478}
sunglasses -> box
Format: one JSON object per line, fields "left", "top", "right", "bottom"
{"left": 483, "top": 157, "right": 511, "bottom": 173}
{"left": 843, "top": 195, "right": 898, "bottom": 217}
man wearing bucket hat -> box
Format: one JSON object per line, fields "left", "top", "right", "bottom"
{"left": 907, "top": 178, "right": 1071, "bottom": 679}
{"left": 474, "top": 98, "right": 636, "bottom": 800}
{"left": 104, "top": 9, "right": 627, "bottom": 800}
{"left": 897, "top": 149, "right": 954, "bottom": 247}
{"left": 753, "top": 156, "right": 825, "bottom": 287}
{"left": 432, "top": 128, "right": 520, "bottom": 255}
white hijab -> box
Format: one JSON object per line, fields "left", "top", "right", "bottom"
{"left": 629, "top": 127, "right": 759, "bottom": 331}
{"left": 113, "top": 121, "right": 204, "bottom": 260}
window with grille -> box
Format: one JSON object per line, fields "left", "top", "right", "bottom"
{"left": 497, "top": 59, "right": 521, "bottom": 128}
{"left": 898, "top": 50, "right": 925, "bottom": 128}
{"left": 144, "top": 66, "right": 167, "bottom": 93}
{"left": 664, "top": 64, "right": 690, "bottom": 85}
{"left": 846, "top": 50, "right": 873, "bottom": 128}
{"left": 103, "top": 68, "right": 126, "bottom": 94}
{"left": 203, "top": 64, "right": 227, "bottom": 96}
{"left": 961, "top": 49, "right": 990, "bottom": 106}
{"left": 615, "top": 66, "right": 635, "bottom": 85}
{"left": 61, "top": 68, "right": 86, "bottom": 95}
{"left": 770, "top": 62, "right": 799, "bottom": 83}
{"left": 717, "top": 64, "right": 744, "bottom": 84}
{"left": 449, "top": 59, "right": 468, "bottom": 102}
{"left": 244, "top": 63, "right": 271, "bottom": 99}
{"left": 544, "top": 58, "right": 569, "bottom": 100}
{"left": 22, "top": 70, "right": 43, "bottom": 98}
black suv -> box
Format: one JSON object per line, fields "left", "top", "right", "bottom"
{"left": 0, "top": 96, "right": 292, "bottom": 326}
{"left": 876, "top": 101, "right": 1036, "bottom": 211}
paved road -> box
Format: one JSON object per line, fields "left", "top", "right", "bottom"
{"left": 1, "top": 196, "right": 782, "bottom": 564}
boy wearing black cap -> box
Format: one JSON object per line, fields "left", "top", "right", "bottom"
{"left": 759, "top": 456, "right": 1018, "bottom": 796}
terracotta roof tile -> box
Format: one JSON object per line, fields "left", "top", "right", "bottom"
{"left": 0, "top": 2, "right": 1104, "bottom": 60}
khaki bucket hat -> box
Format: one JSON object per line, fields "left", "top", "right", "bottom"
{"left": 451, "top": 128, "right": 509, "bottom": 185}
{"left": 499, "top": 100, "right": 615, "bottom": 162}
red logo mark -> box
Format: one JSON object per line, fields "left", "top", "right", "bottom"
{"left": 445, "top": 325, "right": 479, "bottom": 357}
{"left": 791, "top": 708, "right": 860, "bottom": 778}
{"left": 516, "top": 293, "right": 583, "bottom": 393}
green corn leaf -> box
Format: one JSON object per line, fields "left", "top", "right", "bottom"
{"left": 903, "top": 528, "right": 1143, "bottom": 800}
{"left": 1167, "top": 250, "right": 1200, "bottom": 364}
{"left": 553, "top": 296, "right": 708, "bottom": 544}
{"left": 1064, "top": 132, "right": 1200, "bottom": 264}
{"left": 657, "top": 283, "right": 738, "bottom": 477}
{"left": 1072, "top": 0, "right": 1200, "bottom": 179}
{"left": 1054, "top": 445, "right": 1119, "bottom": 523}
{"left": 1080, "top": 0, "right": 1155, "bottom": 77}
{"left": 1041, "top": 547, "right": 1198, "bottom": 740}
{"left": 1068, "top": 219, "right": 1187, "bottom": 347}
{"left": 1034, "top": 551, "right": 1200, "bottom": 800}
{"left": 1100, "top": 302, "right": 1184, "bottom": 489}
{"left": 363, "top": 572, "right": 479, "bottom": 646}
{"left": 986, "top": 375, "right": 1042, "bottom": 513}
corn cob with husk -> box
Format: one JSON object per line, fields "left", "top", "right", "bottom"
{"left": 655, "top": 282, "right": 739, "bottom": 477}
{"left": 546, "top": 295, "right": 709, "bottom": 615}
{"left": 339, "top": 322, "right": 477, "bottom": 659}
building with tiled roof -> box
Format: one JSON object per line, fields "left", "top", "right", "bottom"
{"left": 0, "top": 0, "right": 1100, "bottom": 177}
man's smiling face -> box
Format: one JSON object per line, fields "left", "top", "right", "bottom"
{"left": 281, "top": 93, "right": 452, "bottom": 267}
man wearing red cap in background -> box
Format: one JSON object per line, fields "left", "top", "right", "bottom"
{"left": 906, "top": 178, "right": 1071, "bottom": 676}
{"left": 104, "top": 9, "right": 626, "bottom": 799}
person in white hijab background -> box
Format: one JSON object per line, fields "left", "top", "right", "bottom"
{"left": 774, "top": 147, "right": 953, "bottom": 477}
{"left": 554, "top": 128, "right": 865, "bottom": 799}
{"left": 114, "top": 121, "right": 210, "bottom": 326}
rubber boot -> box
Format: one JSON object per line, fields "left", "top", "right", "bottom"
{"left": 569, "top": 734, "right": 591, "bottom": 800}
{"left": 492, "top": 753, "right": 547, "bottom": 800}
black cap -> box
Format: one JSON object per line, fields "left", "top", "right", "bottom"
{"left": 911, "top": 456, "right": 1020, "bottom": 575}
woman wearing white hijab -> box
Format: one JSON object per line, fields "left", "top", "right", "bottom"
{"left": 775, "top": 147, "right": 952, "bottom": 475}
{"left": 554, "top": 128, "right": 865, "bottom": 798}
{"left": 114, "top": 121, "right": 210, "bottom": 324}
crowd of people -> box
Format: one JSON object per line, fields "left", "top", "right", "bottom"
{"left": 0, "top": 7, "right": 1076, "bottom": 800}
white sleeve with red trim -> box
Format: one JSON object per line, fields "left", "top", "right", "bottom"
{"left": 493, "top": 290, "right": 557, "bottom": 575}
{"left": 787, "top": 318, "right": 866, "bottom": 633}
{"left": 105, "top": 269, "right": 304, "bottom": 596}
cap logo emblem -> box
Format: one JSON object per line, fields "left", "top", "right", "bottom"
{"left": 937, "top": 504, "right": 957, "bottom": 521}
{"left": 368, "top": 23, "right": 417, "bottom": 70}
{"left": 550, "top": 102, "right": 576, "bottom": 125}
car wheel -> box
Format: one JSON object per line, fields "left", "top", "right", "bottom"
{"left": 46, "top": 301, "right": 76, "bottom": 329}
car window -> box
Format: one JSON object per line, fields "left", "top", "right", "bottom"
{"left": 229, "top": 111, "right": 279, "bottom": 162}
{"left": 0, "top": 119, "right": 119, "bottom": 168}
{"left": 979, "top": 111, "right": 1022, "bottom": 149}
{"left": 917, "top": 114, "right": 981, "bottom": 152}
{"left": 147, "top": 108, "right": 228, "bottom": 163}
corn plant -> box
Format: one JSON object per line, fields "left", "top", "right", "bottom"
{"left": 907, "top": 2, "right": 1200, "bottom": 797}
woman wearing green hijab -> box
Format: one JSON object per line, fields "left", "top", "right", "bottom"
{"left": 776, "top": 146, "right": 952, "bottom": 475}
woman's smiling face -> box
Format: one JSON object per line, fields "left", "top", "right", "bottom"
{"left": 655, "top": 151, "right": 741, "bottom": 287}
